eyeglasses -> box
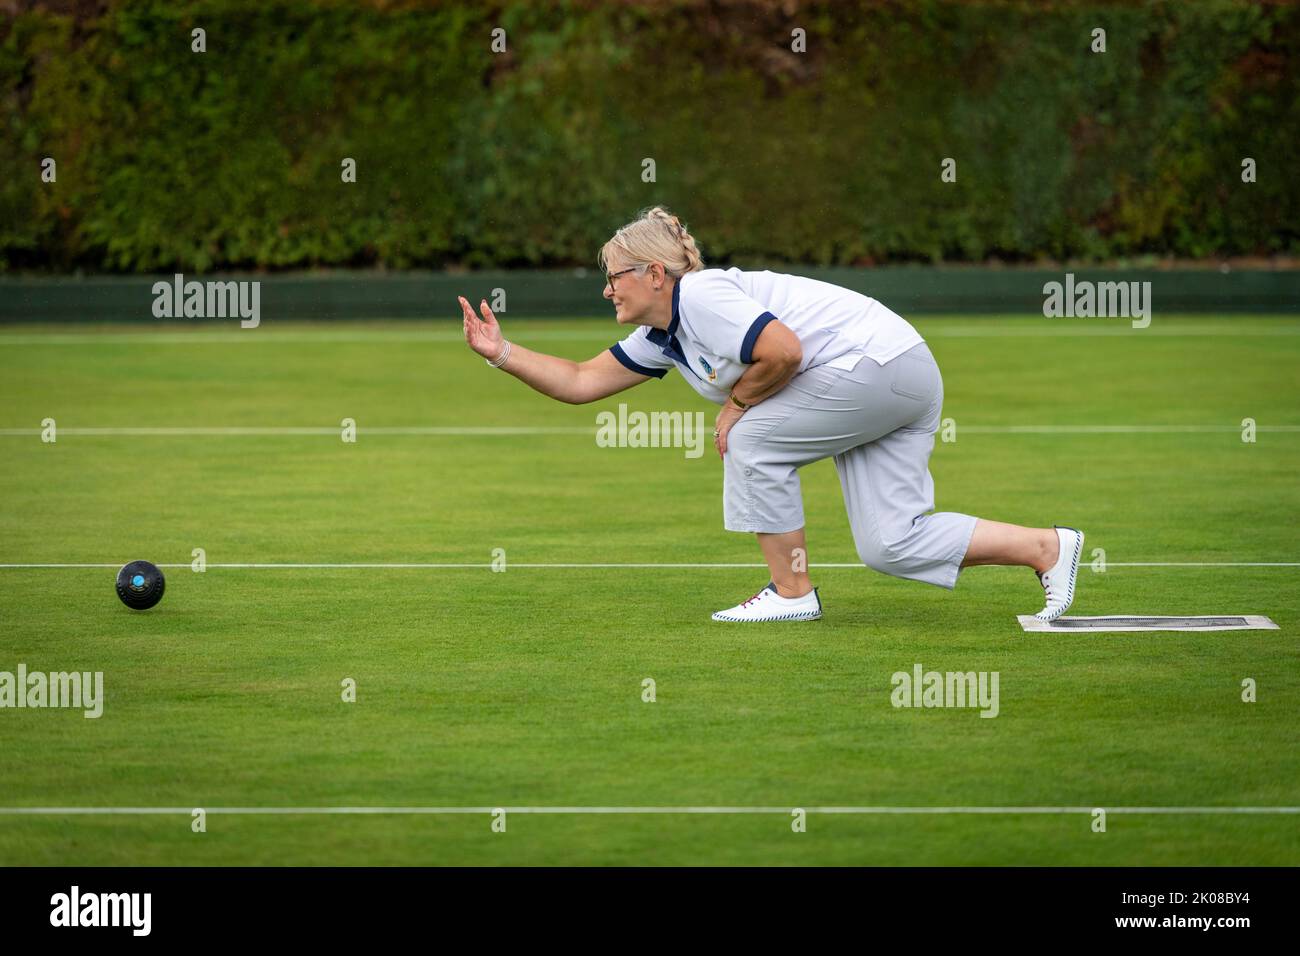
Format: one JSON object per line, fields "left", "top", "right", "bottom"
{"left": 605, "top": 265, "right": 644, "bottom": 288}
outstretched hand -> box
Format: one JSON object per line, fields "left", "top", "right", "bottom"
{"left": 459, "top": 296, "right": 504, "bottom": 360}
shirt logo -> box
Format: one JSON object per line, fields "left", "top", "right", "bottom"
{"left": 698, "top": 356, "right": 717, "bottom": 382}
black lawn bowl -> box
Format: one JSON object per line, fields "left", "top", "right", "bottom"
{"left": 116, "top": 560, "right": 166, "bottom": 610}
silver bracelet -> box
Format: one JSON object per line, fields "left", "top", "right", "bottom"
{"left": 485, "top": 340, "right": 512, "bottom": 368}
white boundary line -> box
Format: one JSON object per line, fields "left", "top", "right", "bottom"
{"left": 2, "top": 425, "right": 1299, "bottom": 437}
{"left": 1, "top": 562, "right": 1298, "bottom": 570}
{"left": 0, "top": 806, "right": 1295, "bottom": 816}
{"left": 1102, "top": 562, "right": 1300, "bottom": 567}
{"left": 0, "top": 426, "right": 656, "bottom": 437}
{"left": 960, "top": 425, "right": 1300, "bottom": 433}
{"left": 0, "top": 330, "right": 622, "bottom": 346}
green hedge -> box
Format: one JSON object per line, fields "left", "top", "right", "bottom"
{"left": 1, "top": 0, "right": 1296, "bottom": 272}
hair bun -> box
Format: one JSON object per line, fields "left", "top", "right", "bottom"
{"left": 598, "top": 206, "right": 704, "bottom": 277}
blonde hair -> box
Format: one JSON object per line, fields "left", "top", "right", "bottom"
{"left": 598, "top": 206, "right": 705, "bottom": 277}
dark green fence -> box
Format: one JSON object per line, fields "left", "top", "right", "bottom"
{"left": 2, "top": 268, "right": 1295, "bottom": 322}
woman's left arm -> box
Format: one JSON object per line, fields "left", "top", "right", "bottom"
{"left": 714, "top": 320, "right": 803, "bottom": 457}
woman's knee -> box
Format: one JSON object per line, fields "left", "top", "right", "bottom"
{"left": 854, "top": 531, "right": 903, "bottom": 574}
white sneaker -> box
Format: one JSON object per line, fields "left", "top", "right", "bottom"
{"left": 1033, "top": 526, "right": 1084, "bottom": 622}
{"left": 712, "top": 582, "right": 822, "bottom": 622}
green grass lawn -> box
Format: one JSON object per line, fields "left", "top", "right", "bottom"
{"left": 0, "top": 315, "right": 1297, "bottom": 865}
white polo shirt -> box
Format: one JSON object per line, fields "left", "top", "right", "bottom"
{"left": 608, "top": 268, "right": 924, "bottom": 405}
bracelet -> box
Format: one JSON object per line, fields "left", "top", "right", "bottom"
{"left": 729, "top": 391, "right": 751, "bottom": 410}
{"left": 486, "top": 340, "right": 512, "bottom": 368}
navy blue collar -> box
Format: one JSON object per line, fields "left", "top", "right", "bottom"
{"left": 645, "top": 281, "right": 681, "bottom": 348}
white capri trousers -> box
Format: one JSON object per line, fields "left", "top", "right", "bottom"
{"left": 723, "top": 341, "right": 978, "bottom": 589}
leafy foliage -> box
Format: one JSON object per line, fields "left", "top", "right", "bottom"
{"left": 1, "top": 0, "right": 1295, "bottom": 272}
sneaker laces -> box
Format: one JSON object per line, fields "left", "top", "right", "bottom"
{"left": 1037, "top": 571, "right": 1056, "bottom": 601}
{"left": 740, "top": 588, "right": 769, "bottom": 608}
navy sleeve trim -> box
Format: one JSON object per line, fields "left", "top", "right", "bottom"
{"left": 609, "top": 343, "right": 667, "bottom": 379}
{"left": 740, "top": 312, "right": 778, "bottom": 364}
